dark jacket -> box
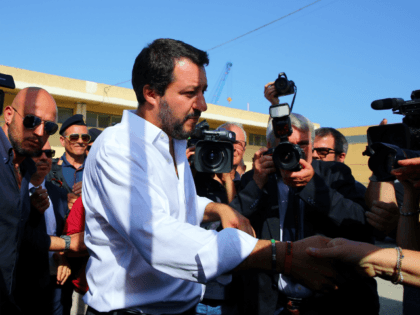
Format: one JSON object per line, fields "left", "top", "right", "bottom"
{"left": 13, "top": 181, "right": 69, "bottom": 311}
{"left": 0, "top": 128, "right": 37, "bottom": 312}
{"left": 230, "top": 160, "right": 379, "bottom": 315}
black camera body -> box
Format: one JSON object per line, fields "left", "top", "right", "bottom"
{"left": 274, "top": 72, "right": 295, "bottom": 97}
{"left": 267, "top": 72, "right": 302, "bottom": 171}
{"left": 188, "top": 120, "right": 236, "bottom": 173}
{"left": 0, "top": 73, "right": 16, "bottom": 114}
{"left": 364, "top": 90, "right": 420, "bottom": 181}
{"left": 269, "top": 103, "right": 304, "bottom": 171}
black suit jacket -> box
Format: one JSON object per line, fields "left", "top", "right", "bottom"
{"left": 14, "top": 181, "right": 69, "bottom": 311}
{"left": 230, "top": 160, "right": 379, "bottom": 315}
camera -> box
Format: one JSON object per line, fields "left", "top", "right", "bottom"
{"left": 188, "top": 120, "right": 236, "bottom": 173}
{"left": 0, "top": 73, "right": 16, "bottom": 114}
{"left": 268, "top": 73, "right": 303, "bottom": 171}
{"left": 274, "top": 72, "right": 295, "bottom": 97}
{"left": 363, "top": 89, "right": 420, "bottom": 181}
{"left": 269, "top": 104, "right": 304, "bottom": 171}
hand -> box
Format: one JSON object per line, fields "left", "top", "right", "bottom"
{"left": 290, "top": 235, "right": 342, "bottom": 293}
{"left": 280, "top": 159, "right": 314, "bottom": 187}
{"left": 30, "top": 187, "right": 50, "bottom": 214}
{"left": 216, "top": 172, "right": 234, "bottom": 184}
{"left": 264, "top": 81, "right": 279, "bottom": 105}
{"left": 252, "top": 148, "right": 276, "bottom": 189}
{"left": 68, "top": 193, "right": 79, "bottom": 210}
{"left": 306, "top": 238, "right": 380, "bottom": 278}
{"left": 186, "top": 146, "right": 196, "bottom": 165}
{"left": 365, "top": 200, "right": 399, "bottom": 235}
{"left": 72, "top": 181, "right": 83, "bottom": 196}
{"left": 218, "top": 204, "right": 256, "bottom": 237}
{"left": 53, "top": 253, "right": 71, "bottom": 285}
{"left": 391, "top": 157, "right": 420, "bottom": 189}
{"left": 69, "top": 232, "right": 86, "bottom": 252}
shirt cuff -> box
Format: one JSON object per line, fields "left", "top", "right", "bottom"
{"left": 196, "top": 228, "right": 258, "bottom": 283}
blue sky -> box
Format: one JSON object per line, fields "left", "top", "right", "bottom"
{"left": 1, "top": 0, "right": 419, "bottom": 128}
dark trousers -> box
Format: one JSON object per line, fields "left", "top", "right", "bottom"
{"left": 87, "top": 305, "right": 196, "bottom": 315}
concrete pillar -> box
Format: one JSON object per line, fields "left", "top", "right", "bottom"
{"left": 75, "top": 102, "right": 87, "bottom": 121}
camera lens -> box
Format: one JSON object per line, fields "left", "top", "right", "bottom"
{"left": 273, "top": 142, "right": 302, "bottom": 171}
{"left": 200, "top": 144, "right": 224, "bottom": 169}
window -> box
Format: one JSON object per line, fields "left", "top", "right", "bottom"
{"left": 57, "top": 108, "right": 74, "bottom": 123}
{"left": 249, "top": 133, "right": 266, "bottom": 146}
{"left": 86, "top": 112, "right": 122, "bottom": 128}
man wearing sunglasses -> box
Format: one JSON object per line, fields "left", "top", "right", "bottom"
{"left": 47, "top": 114, "right": 89, "bottom": 209}
{"left": 0, "top": 87, "right": 58, "bottom": 313}
{"left": 17, "top": 140, "right": 77, "bottom": 314}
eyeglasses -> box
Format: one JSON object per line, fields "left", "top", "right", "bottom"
{"left": 12, "top": 107, "right": 58, "bottom": 135}
{"left": 312, "top": 147, "right": 336, "bottom": 158}
{"left": 34, "top": 149, "right": 55, "bottom": 158}
{"left": 64, "top": 133, "right": 91, "bottom": 143}
{"left": 234, "top": 140, "right": 247, "bottom": 150}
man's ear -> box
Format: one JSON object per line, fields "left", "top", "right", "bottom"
{"left": 59, "top": 135, "right": 66, "bottom": 147}
{"left": 143, "top": 85, "right": 160, "bottom": 107}
{"left": 3, "top": 106, "right": 14, "bottom": 125}
{"left": 336, "top": 152, "right": 346, "bottom": 163}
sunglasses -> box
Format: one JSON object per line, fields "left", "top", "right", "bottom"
{"left": 12, "top": 107, "right": 58, "bottom": 136}
{"left": 35, "top": 149, "right": 55, "bottom": 158}
{"left": 64, "top": 133, "right": 91, "bottom": 143}
{"left": 312, "top": 147, "right": 336, "bottom": 158}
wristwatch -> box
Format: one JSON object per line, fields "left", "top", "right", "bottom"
{"left": 60, "top": 235, "right": 71, "bottom": 252}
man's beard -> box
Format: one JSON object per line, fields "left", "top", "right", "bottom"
{"left": 158, "top": 99, "right": 200, "bottom": 140}
{"left": 8, "top": 123, "right": 43, "bottom": 157}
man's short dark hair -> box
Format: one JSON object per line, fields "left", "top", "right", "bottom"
{"left": 132, "top": 38, "right": 209, "bottom": 106}
{"left": 315, "top": 127, "right": 348, "bottom": 154}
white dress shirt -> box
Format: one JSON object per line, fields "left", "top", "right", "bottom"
{"left": 82, "top": 110, "right": 258, "bottom": 314}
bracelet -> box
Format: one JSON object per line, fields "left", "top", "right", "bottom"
{"left": 284, "top": 241, "right": 293, "bottom": 276}
{"left": 391, "top": 247, "right": 404, "bottom": 285}
{"left": 271, "top": 239, "right": 276, "bottom": 272}
{"left": 399, "top": 208, "right": 420, "bottom": 216}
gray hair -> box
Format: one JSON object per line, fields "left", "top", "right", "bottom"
{"left": 266, "top": 113, "right": 315, "bottom": 148}
{"left": 218, "top": 122, "right": 247, "bottom": 143}
{"left": 315, "top": 127, "right": 348, "bottom": 154}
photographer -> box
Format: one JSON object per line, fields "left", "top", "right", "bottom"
{"left": 189, "top": 122, "right": 247, "bottom": 314}
{"left": 229, "top": 82, "right": 378, "bottom": 315}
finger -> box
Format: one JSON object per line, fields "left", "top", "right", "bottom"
{"left": 379, "top": 118, "right": 387, "bottom": 125}
{"left": 306, "top": 246, "right": 340, "bottom": 259}
{"left": 264, "top": 81, "right": 275, "bottom": 89}
{"left": 366, "top": 217, "right": 385, "bottom": 232}
{"left": 397, "top": 157, "right": 420, "bottom": 167}
{"left": 369, "top": 206, "right": 395, "bottom": 218}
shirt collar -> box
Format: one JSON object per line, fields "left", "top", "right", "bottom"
{"left": 61, "top": 152, "right": 86, "bottom": 169}
{"left": 121, "top": 110, "right": 188, "bottom": 146}
{"left": 0, "top": 127, "right": 13, "bottom": 164}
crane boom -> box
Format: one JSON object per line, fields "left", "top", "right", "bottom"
{"left": 210, "top": 62, "right": 232, "bottom": 104}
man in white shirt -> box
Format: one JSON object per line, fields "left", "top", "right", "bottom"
{"left": 82, "top": 38, "right": 341, "bottom": 315}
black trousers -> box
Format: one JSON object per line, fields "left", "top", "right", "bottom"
{"left": 86, "top": 305, "right": 196, "bottom": 315}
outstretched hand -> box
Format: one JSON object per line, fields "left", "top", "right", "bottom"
{"left": 306, "top": 238, "right": 380, "bottom": 278}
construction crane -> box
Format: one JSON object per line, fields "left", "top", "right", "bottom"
{"left": 210, "top": 62, "right": 232, "bottom": 104}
